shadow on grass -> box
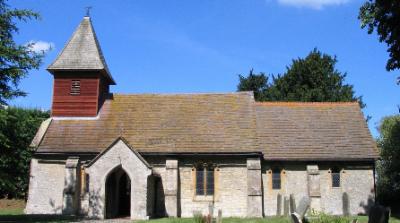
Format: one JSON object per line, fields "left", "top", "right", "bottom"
{"left": 0, "top": 214, "right": 80, "bottom": 223}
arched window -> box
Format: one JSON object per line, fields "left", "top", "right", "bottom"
{"left": 331, "top": 167, "right": 341, "bottom": 188}
{"left": 272, "top": 168, "right": 281, "bottom": 190}
{"left": 195, "top": 164, "right": 214, "bottom": 196}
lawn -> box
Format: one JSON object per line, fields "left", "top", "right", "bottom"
{"left": 1, "top": 200, "right": 400, "bottom": 223}
{"left": 135, "top": 215, "right": 400, "bottom": 223}
{"left": 0, "top": 199, "right": 25, "bottom": 215}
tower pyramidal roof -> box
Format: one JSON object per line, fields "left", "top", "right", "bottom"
{"left": 47, "top": 16, "right": 115, "bottom": 84}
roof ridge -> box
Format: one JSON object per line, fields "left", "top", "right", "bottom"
{"left": 112, "top": 91, "right": 254, "bottom": 96}
{"left": 255, "top": 101, "right": 359, "bottom": 107}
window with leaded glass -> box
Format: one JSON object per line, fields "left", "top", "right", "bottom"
{"left": 196, "top": 166, "right": 204, "bottom": 195}
{"left": 272, "top": 168, "right": 281, "bottom": 190}
{"left": 331, "top": 168, "right": 340, "bottom": 188}
{"left": 206, "top": 167, "right": 214, "bottom": 195}
{"left": 195, "top": 164, "right": 214, "bottom": 196}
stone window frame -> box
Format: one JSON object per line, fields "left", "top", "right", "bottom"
{"left": 328, "top": 167, "right": 344, "bottom": 189}
{"left": 191, "top": 162, "right": 219, "bottom": 201}
{"left": 267, "top": 167, "right": 286, "bottom": 191}
{"left": 80, "top": 167, "right": 90, "bottom": 196}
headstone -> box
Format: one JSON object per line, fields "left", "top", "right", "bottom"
{"left": 217, "top": 209, "right": 222, "bottom": 223}
{"left": 209, "top": 202, "right": 214, "bottom": 218}
{"left": 290, "top": 194, "right": 296, "bottom": 214}
{"left": 342, "top": 192, "right": 350, "bottom": 216}
{"left": 277, "top": 193, "right": 282, "bottom": 216}
{"left": 368, "top": 205, "right": 390, "bottom": 223}
{"left": 290, "top": 212, "right": 302, "bottom": 223}
{"left": 284, "top": 196, "right": 290, "bottom": 216}
{"left": 296, "top": 196, "right": 311, "bottom": 218}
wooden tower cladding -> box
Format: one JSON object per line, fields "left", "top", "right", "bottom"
{"left": 47, "top": 16, "right": 115, "bottom": 117}
{"left": 51, "top": 72, "right": 111, "bottom": 117}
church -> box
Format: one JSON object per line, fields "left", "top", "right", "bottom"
{"left": 25, "top": 16, "right": 379, "bottom": 220}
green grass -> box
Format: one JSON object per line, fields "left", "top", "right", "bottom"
{"left": 136, "top": 217, "right": 291, "bottom": 223}
{"left": 0, "top": 199, "right": 399, "bottom": 223}
{"left": 136, "top": 216, "right": 400, "bottom": 223}
{"left": 0, "top": 208, "right": 24, "bottom": 215}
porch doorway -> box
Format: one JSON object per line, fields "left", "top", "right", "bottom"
{"left": 105, "top": 167, "right": 131, "bottom": 219}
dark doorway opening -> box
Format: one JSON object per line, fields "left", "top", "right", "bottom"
{"left": 105, "top": 167, "right": 131, "bottom": 219}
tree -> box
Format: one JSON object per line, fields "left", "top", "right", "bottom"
{"left": 359, "top": 0, "right": 400, "bottom": 84}
{"left": 237, "top": 49, "right": 365, "bottom": 108}
{"left": 0, "top": 107, "right": 49, "bottom": 199}
{"left": 0, "top": 0, "right": 43, "bottom": 105}
{"left": 237, "top": 69, "right": 269, "bottom": 101}
{"left": 376, "top": 115, "right": 400, "bottom": 209}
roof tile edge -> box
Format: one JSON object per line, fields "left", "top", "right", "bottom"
{"left": 255, "top": 101, "right": 359, "bottom": 107}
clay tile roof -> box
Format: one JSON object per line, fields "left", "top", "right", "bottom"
{"left": 255, "top": 102, "right": 379, "bottom": 161}
{"left": 37, "top": 92, "right": 259, "bottom": 154}
{"left": 36, "top": 94, "right": 379, "bottom": 161}
{"left": 47, "top": 16, "right": 115, "bottom": 84}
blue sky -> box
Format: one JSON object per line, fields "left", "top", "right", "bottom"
{"left": 9, "top": 0, "right": 399, "bottom": 137}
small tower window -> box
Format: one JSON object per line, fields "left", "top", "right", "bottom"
{"left": 331, "top": 167, "right": 341, "bottom": 188}
{"left": 70, "top": 80, "right": 81, "bottom": 95}
{"left": 272, "top": 168, "right": 281, "bottom": 190}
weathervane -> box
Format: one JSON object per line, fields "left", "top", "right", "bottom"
{"left": 85, "top": 6, "right": 92, "bottom": 17}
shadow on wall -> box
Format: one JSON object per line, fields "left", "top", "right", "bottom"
{"left": 88, "top": 188, "right": 102, "bottom": 219}
{"left": 342, "top": 192, "right": 350, "bottom": 216}
{"left": 177, "top": 168, "right": 181, "bottom": 218}
{"left": 49, "top": 198, "right": 62, "bottom": 214}
{"left": 152, "top": 175, "right": 166, "bottom": 218}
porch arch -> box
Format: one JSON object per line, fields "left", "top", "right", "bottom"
{"left": 105, "top": 165, "right": 131, "bottom": 219}
{"left": 85, "top": 138, "right": 152, "bottom": 220}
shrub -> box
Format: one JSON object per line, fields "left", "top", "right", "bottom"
{"left": 0, "top": 107, "right": 49, "bottom": 199}
{"left": 193, "top": 212, "right": 205, "bottom": 223}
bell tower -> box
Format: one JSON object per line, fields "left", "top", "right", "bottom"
{"left": 47, "top": 16, "right": 116, "bottom": 117}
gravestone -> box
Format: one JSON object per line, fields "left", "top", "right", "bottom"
{"left": 208, "top": 202, "right": 214, "bottom": 218}
{"left": 291, "top": 212, "right": 302, "bottom": 223}
{"left": 290, "top": 194, "right": 296, "bottom": 214}
{"left": 217, "top": 209, "right": 222, "bottom": 223}
{"left": 368, "top": 205, "right": 390, "bottom": 223}
{"left": 284, "top": 196, "right": 290, "bottom": 216}
{"left": 290, "top": 196, "right": 310, "bottom": 223}
{"left": 342, "top": 192, "right": 350, "bottom": 216}
{"left": 297, "top": 196, "right": 311, "bottom": 218}
{"left": 277, "top": 193, "right": 282, "bottom": 216}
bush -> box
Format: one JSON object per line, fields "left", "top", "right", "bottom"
{"left": 193, "top": 212, "right": 205, "bottom": 223}
{"left": 0, "top": 107, "right": 49, "bottom": 199}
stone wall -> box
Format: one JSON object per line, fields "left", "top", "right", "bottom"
{"left": 262, "top": 163, "right": 308, "bottom": 216}
{"left": 25, "top": 153, "right": 375, "bottom": 218}
{"left": 319, "top": 164, "right": 375, "bottom": 215}
{"left": 262, "top": 162, "right": 375, "bottom": 216}
{"left": 25, "top": 158, "right": 65, "bottom": 214}
{"left": 147, "top": 156, "right": 249, "bottom": 218}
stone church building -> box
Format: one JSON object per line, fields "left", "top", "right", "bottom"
{"left": 25, "top": 16, "right": 379, "bottom": 220}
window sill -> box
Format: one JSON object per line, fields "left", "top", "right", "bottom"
{"left": 193, "top": 195, "right": 215, "bottom": 202}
